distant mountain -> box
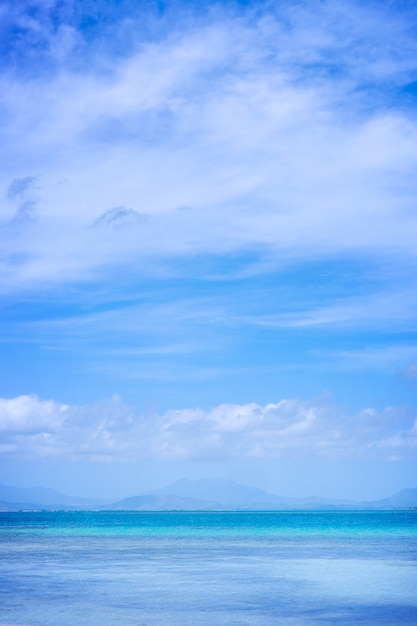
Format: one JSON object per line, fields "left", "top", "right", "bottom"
{"left": 106, "top": 494, "right": 218, "bottom": 511}
{"left": 365, "top": 487, "right": 417, "bottom": 509}
{"left": 109, "top": 479, "right": 417, "bottom": 510}
{"left": 107, "top": 478, "right": 285, "bottom": 511}
{"left": 148, "top": 478, "right": 360, "bottom": 509}
{"left": 0, "top": 480, "right": 416, "bottom": 511}
{"left": 151, "top": 478, "right": 286, "bottom": 507}
{"left": 0, "top": 484, "right": 107, "bottom": 510}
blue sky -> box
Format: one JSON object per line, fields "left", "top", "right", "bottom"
{"left": 0, "top": 0, "right": 416, "bottom": 499}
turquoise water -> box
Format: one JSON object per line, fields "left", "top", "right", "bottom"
{"left": 0, "top": 510, "right": 416, "bottom": 624}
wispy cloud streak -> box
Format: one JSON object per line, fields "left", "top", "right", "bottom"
{"left": 1, "top": 1, "right": 417, "bottom": 293}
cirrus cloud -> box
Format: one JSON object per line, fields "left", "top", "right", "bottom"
{"left": 1, "top": 1, "right": 417, "bottom": 293}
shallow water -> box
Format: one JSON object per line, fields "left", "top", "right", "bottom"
{"left": 0, "top": 510, "right": 416, "bottom": 625}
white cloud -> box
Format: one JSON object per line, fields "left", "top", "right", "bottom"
{"left": 0, "top": 394, "right": 67, "bottom": 434}
{"left": 1, "top": 1, "right": 417, "bottom": 292}
{"left": 1, "top": 394, "right": 415, "bottom": 462}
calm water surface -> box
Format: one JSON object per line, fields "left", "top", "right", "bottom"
{"left": 0, "top": 510, "right": 416, "bottom": 625}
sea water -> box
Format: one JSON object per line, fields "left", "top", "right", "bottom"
{"left": 0, "top": 510, "right": 416, "bottom": 625}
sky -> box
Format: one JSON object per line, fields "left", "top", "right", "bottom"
{"left": 0, "top": 0, "right": 417, "bottom": 501}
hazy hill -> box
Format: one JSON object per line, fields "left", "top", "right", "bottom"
{"left": 0, "top": 480, "right": 416, "bottom": 511}
{"left": 365, "top": 487, "right": 417, "bottom": 509}
{"left": 107, "top": 493, "right": 217, "bottom": 511}
{"left": 151, "top": 478, "right": 286, "bottom": 506}
{"left": 109, "top": 479, "right": 417, "bottom": 510}
{"left": 0, "top": 484, "right": 107, "bottom": 510}
{"left": 107, "top": 478, "right": 283, "bottom": 510}
{"left": 148, "top": 478, "right": 359, "bottom": 508}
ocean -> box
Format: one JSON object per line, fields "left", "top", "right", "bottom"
{"left": 0, "top": 510, "right": 416, "bottom": 625}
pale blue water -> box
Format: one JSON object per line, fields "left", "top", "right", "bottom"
{"left": 0, "top": 510, "right": 416, "bottom": 625}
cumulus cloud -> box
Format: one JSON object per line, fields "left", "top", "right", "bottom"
{"left": 0, "top": 394, "right": 66, "bottom": 433}
{"left": 1, "top": 394, "right": 415, "bottom": 462}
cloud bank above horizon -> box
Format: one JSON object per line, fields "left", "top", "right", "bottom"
{"left": 1, "top": 394, "right": 415, "bottom": 463}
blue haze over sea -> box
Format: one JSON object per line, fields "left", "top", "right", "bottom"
{"left": 1, "top": 510, "right": 416, "bottom": 625}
